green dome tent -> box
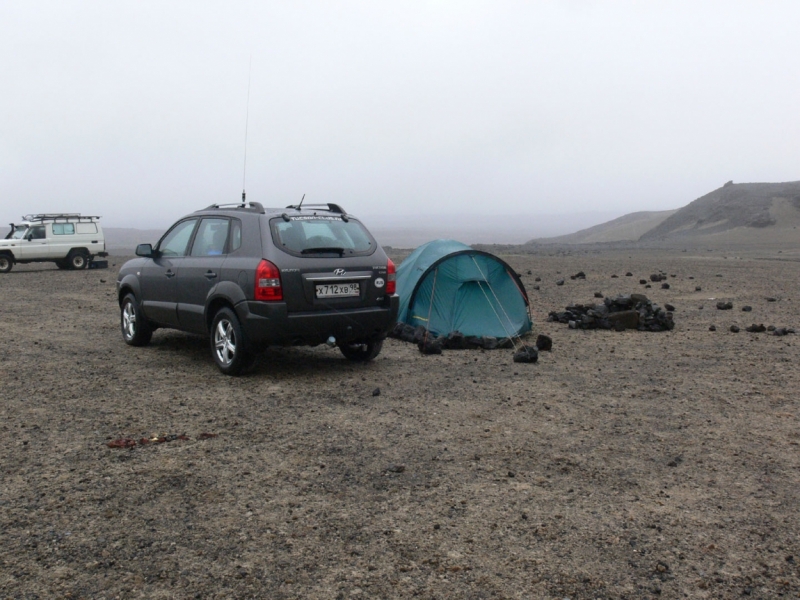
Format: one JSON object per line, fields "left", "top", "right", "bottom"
{"left": 396, "top": 239, "right": 532, "bottom": 339}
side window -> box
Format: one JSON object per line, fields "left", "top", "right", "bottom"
{"left": 230, "top": 219, "right": 242, "bottom": 252}
{"left": 158, "top": 219, "right": 197, "bottom": 257}
{"left": 29, "top": 226, "right": 46, "bottom": 240}
{"left": 190, "top": 218, "right": 230, "bottom": 257}
{"left": 76, "top": 223, "right": 98, "bottom": 234}
{"left": 52, "top": 223, "right": 75, "bottom": 235}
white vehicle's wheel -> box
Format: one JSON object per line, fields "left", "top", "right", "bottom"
{"left": 69, "top": 251, "right": 89, "bottom": 270}
{"left": 0, "top": 255, "right": 12, "bottom": 274}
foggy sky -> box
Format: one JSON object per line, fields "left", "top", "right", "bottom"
{"left": 2, "top": 1, "right": 799, "bottom": 231}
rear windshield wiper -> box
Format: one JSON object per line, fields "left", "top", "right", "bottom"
{"left": 301, "top": 247, "right": 345, "bottom": 256}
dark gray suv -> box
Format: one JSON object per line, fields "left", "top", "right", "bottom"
{"left": 116, "top": 202, "right": 398, "bottom": 374}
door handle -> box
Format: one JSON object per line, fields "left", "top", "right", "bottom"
{"left": 165, "top": 270, "right": 175, "bottom": 278}
{"left": 205, "top": 271, "right": 218, "bottom": 280}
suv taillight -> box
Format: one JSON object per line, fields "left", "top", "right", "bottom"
{"left": 386, "top": 258, "right": 396, "bottom": 295}
{"left": 255, "top": 259, "right": 283, "bottom": 301}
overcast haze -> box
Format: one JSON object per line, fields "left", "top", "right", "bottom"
{"left": 2, "top": 2, "right": 799, "bottom": 236}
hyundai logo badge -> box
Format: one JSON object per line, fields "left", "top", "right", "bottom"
{"left": 333, "top": 268, "right": 346, "bottom": 276}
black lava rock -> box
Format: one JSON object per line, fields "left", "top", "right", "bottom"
{"left": 730, "top": 325, "right": 740, "bottom": 333}
{"left": 556, "top": 279, "right": 565, "bottom": 286}
{"left": 661, "top": 283, "right": 670, "bottom": 289}
{"left": 664, "top": 303, "right": 675, "bottom": 312}
{"left": 716, "top": 302, "right": 733, "bottom": 310}
{"left": 742, "top": 306, "right": 752, "bottom": 312}
{"left": 513, "top": 345, "right": 539, "bottom": 363}
{"left": 535, "top": 334, "right": 553, "bottom": 352}
{"left": 548, "top": 294, "right": 674, "bottom": 332}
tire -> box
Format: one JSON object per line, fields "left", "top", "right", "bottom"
{"left": 211, "top": 307, "right": 252, "bottom": 376}
{"left": 339, "top": 338, "right": 384, "bottom": 362}
{"left": 0, "top": 255, "right": 12, "bottom": 274}
{"left": 68, "top": 250, "right": 89, "bottom": 270}
{"left": 120, "top": 293, "right": 153, "bottom": 346}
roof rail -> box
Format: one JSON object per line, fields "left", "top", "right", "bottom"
{"left": 22, "top": 214, "right": 101, "bottom": 222}
{"left": 200, "top": 202, "right": 265, "bottom": 214}
{"left": 284, "top": 203, "right": 347, "bottom": 215}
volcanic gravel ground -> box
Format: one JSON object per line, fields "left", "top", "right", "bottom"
{"left": 1, "top": 248, "right": 799, "bottom": 599}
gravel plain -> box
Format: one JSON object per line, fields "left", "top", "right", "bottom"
{"left": 1, "top": 246, "right": 799, "bottom": 599}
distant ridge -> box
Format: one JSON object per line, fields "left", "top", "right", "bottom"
{"left": 640, "top": 180, "right": 800, "bottom": 240}
{"left": 528, "top": 210, "right": 676, "bottom": 244}
{"left": 529, "top": 180, "right": 800, "bottom": 246}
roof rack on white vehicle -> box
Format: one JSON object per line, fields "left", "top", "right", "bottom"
{"left": 22, "top": 214, "right": 101, "bottom": 223}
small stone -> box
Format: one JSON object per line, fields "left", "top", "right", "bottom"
{"left": 716, "top": 301, "right": 733, "bottom": 310}
{"left": 639, "top": 279, "right": 647, "bottom": 284}
{"left": 594, "top": 292, "right": 603, "bottom": 298}
{"left": 645, "top": 284, "right": 652, "bottom": 289}
{"left": 709, "top": 325, "right": 716, "bottom": 331}
{"left": 730, "top": 325, "right": 740, "bottom": 333}
{"left": 387, "top": 464, "right": 405, "bottom": 473}
{"left": 766, "top": 297, "right": 777, "bottom": 302}
{"left": 695, "top": 286, "right": 702, "bottom": 291}
{"left": 625, "top": 272, "right": 633, "bottom": 277}
{"left": 526, "top": 270, "right": 532, "bottom": 275}
{"left": 742, "top": 306, "right": 752, "bottom": 312}
{"left": 535, "top": 334, "right": 553, "bottom": 351}
{"left": 611, "top": 274, "right": 618, "bottom": 278}
{"left": 767, "top": 325, "right": 776, "bottom": 331}
{"left": 661, "top": 283, "right": 670, "bottom": 289}
{"left": 533, "top": 285, "right": 540, "bottom": 290}
{"left": 664, "top": 303, "right": 675, "bottom": 312}
{"left": 513, "top": 345, "right": 539, "bottom": 363}
{"left": 507, "top": 471, "right": 516, "bottom": 478}
{"left": 556, "top": 279, "right": 565, "bottom": 286}
{"left": 372, "top": 388, "right": 381, "bottom": 397}
{"left": 745, "top": 324, "right": 766, "bottom": 333}
{"left": 774, "top": 327, "right": 789, "bottom": 336}
{"left": 535, "top": 276, "right": 541, "bottom": 282}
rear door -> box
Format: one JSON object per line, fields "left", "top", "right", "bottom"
{"left": 269, "top": 216, "right": 388, "bottom": 313}
{"left": 140, "top": 218, "right": 197, "bottom": 327}
{"left": 176, "top": 217, "right": 232, "bottom": 333}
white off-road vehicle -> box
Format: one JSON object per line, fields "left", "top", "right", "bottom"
{"left": 0, "top": 214, "right": 108, "bottom": 273}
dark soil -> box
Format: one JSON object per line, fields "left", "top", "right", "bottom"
{"left": 1, "top": 248, "right": 798, "bottom": 599}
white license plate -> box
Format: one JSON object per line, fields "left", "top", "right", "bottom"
{"left": 315, "top": 282, "right": 360, "bottom": 298}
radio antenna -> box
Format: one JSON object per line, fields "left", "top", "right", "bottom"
{"left": 241, "top": 55, "right": 252, "bottom": 205}
{"left": 297, "top": 193, "right": 306, "bottom": 209}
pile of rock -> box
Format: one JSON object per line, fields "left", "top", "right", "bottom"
{"left": 390, "top": 323, "right": 516, "bottom": 351}
{"left": 548, "top": 294, "right": 675, "bottom": 332}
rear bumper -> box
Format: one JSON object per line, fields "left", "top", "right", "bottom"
{"left": 235, "top": 295, "right": 399, "bottom": 348}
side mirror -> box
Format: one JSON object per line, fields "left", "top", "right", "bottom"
{"left": 135, "top": 243, "right": 155, "bottom": 257}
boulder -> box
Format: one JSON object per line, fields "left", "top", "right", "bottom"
{"left": 513, "top": 345, "right": 539, "bottom": 363}
{"left": 607, "top": 310, "right": 640, "bottom": 330}
{"left": 535, "top": 334, "right": 553, "bottom": 351}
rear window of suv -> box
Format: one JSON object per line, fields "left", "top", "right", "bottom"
{"left": 270, "top": 216, "right": 375, "bottom": 256}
